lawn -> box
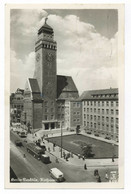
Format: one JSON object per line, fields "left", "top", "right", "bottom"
{"left": 47, "top": 134, "right": 118, "bottom": 159}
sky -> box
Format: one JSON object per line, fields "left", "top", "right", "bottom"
{"left": 10, "top": 9, "right": 118, "bottom": 95}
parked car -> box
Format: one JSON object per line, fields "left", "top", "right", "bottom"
{"left": 87, "top": 132, "right": 92, "bottom": 134}
{"left": 94, "top": 134, "right": 99, "bottom": 137}
{"left": 15, "top": 140, "right": 23, "bottom": 147}
{"left": 49, "top": 168, "right": 64, "bottom": 182}
{"left": 19, "top": 131, "right": 27, "bottom": 138}
{"left": 105, "top": 136, "right": 111, "bottom": 140}
{"left": 41, "top": 154, "right": 50, "bottom": 164}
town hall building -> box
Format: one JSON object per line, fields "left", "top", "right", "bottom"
{"left": 21, "top": 18, "right": 82, "bottom": 133}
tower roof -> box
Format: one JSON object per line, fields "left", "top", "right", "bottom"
{"left": 38, "top": 17, "right": 53, "bottom": 35}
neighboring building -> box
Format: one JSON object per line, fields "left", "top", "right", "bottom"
{"left": 80, "top": 88, "right": 119, "bottom": 140}
{"left": 64, "top": 100, "right": 82, "bottom": 130}
{"left": 22, "top": 18, "right": 81, "bottom": 133}
{"left": 10, "top": 88, "right": 24, "bottom": 123}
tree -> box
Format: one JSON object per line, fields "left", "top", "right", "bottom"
{"left": 81, "top": 144, "right": 95, "bottom": 158}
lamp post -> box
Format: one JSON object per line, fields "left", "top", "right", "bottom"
{"left": 60, "top": 120, "right": 64, "bottom": 158}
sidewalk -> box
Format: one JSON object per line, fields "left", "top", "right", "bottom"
{"left": 26, "top": 133, "right": 118, "bottom": 168}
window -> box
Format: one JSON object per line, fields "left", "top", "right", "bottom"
{"left": 87, "top": 108, "right": 89, "bottom": 112}
{"left": 102, "top": 101, "right": 104, "bottom": 106}
{"left": 91, "top": 122, "right": 93, "bottom": 127}
{"left": 77, "top": 112, "right": 80, "bottom": 115}
{"left": 74, "top": 112, "right": 76, "bottom": 115}
{"left": 94, "top": 108, "right": 96, "bottom": 113}
{"left": 73, "top": 103, "right": 76, "bottom": 107}
{"left": 84, "top": 121, "right": 86, "bottom": 126}
{"left": 45, "top": 115, "right": 47, "bottom": 120}
{"left": 51, "top": 108, "right": 54, "bottom": 112}
{"left": 84, "top": 108, "right": 86, "bottom": 112}
{"left": 90, "top": 115, "right": 93, "bottom": 120}
{"left": 17, "top": 105, "right": 20, "bottom": 109}
{"left": 84, "top": 101, "right": 86, "bottom": 106}
{"left": 77, "top": 102, "right": 80, "bottom": 107}
{"left": 94, "top": 123, "right": 96, "bottom": 128}
{"left": 106, "top": 117, "right": 109, "bottom": 122}
{"left": 116, "top": 110, "right": 119, "bottom": 115}
{"left": 111, "top": 101, "right": 114, "bottom": 107}
{"left": 45, "top": 108, "right": 47, "bottom": 113}
{"left": 94, "top": 101, "right": 96, "bottom": 106}
{"left": 87, "top": 101, "right": 89, "bottom": 106}
{"left": 102, "top": 124, "right": 105, "bottom": 129}
{"left": 116, "top": 118, "right": 119, "bottom": 124}
{"left": 98, "top": 116, "right": 100, "bottom": 121}
{"left": 102, "top": 116, "right": 104, "bottom": 122}
{"left": 90, "top": 101, "right": 93, "bottom": 106}
{"left": 17, "top": 97, "right": 20, "bottom": 100}
{"left": 111, "top": 117, "right": 114, "bottom": 123}
{"left": 106, "top": 101, "right": 109, "bottom": 106}
{"left": 87, "top": 122, "right": 89, "bottom": 127}
{"left": 77, "top": 119, "right": 80, "bottom": 122}
{"left": 51, "top": 115, "right": 54, "bottom": 120}
{"left": 98, "top": 109, "right": 100, "bottom": 114}
{"left": 90, "top": 108, "right": 92, "bottom": 112}
{"left": 111, "top": 109, "right": 114, "bottom": 115}
{"left": 98, "top": 101, "right": 100, "bottom": 107}
{"left": 94, "top": 115, "right": 96, "bottom": 121}
{"left": 87, "top": 115, "right": 89, "bottom": 119}
{"left": 98, "top": 123, "right": 100, "bottom": 129}
{"left": 116, "top": 101, "right": 119, "bottom": 106}
{"left": 84, "top": 114, "right": 86, "bottom": 119}
{"left": 102, "top": 109, "right": 104, "bottom": 114}
{"left": 106, "top": 109, "right": 109, "bottom": 114}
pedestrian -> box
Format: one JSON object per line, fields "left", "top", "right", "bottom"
{"left": 82, "top": 155, "right": 85, "bottom": 160}
{"left": 48, "top": 147, "right": 50, "bottom": 152}
{"left": 56, "top": 157, "right": 59, "bottom": 163}
{"left": 105, "top": 172, "right": 109, "bottom": 181}
{"left": 63, "top": 151, "right": 65, "bottom": 159}
{"left": 84, "top": 164, "right": 87, "bottom": 170}
{"left": 94, "top": 169, "right": 99, "bottom": 176}
{"left": 97, "top": 176, "right": 101, "bottom": 182}
{"left": 66, "top": 155, "right": 68, "bottom": 161}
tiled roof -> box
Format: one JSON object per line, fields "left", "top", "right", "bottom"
{"left": 57, "top": 75, "right": 78, "bottom": 99}
{"left": 28, "top": 78, "right": 42, "bottom": 101}
{"left": 28, "top": 78, "right": 41, "bottom": 93}
{"left": 80, "top": 88, "right": 118, "bottom": 100}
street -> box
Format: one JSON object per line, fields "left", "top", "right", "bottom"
{"left": 10, "top": 130, "right": 118, "bottom": 183}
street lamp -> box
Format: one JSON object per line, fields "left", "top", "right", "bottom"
{"left": 60, "top": 120, "right": 64, "bottom": 158}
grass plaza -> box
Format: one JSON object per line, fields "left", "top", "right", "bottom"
{"left": 47, "top": 134, "right": 118, "bottom": 159}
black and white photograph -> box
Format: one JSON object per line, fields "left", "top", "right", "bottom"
{"left": 5, "top": 4, "right": 124, "bottom": 188}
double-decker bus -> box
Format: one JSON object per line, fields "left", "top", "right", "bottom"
{"left": 26, "top": 143, "right": 45, "bottom": 160}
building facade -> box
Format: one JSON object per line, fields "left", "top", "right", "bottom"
{"left": 80, "top": 88, "right": 119, "bottom": 140}
{"left": 10, "top": 88, "right": 24, "bottom": 123}
{"left": 22, "top": 18, "right": 81, "bottom": 133}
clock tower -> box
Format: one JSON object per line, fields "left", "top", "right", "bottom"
{"left": 34, "top": 18, "right": 57, "bottom": 123}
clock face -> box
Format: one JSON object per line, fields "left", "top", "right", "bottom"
{"left": 46, "top": 53, "right": 54, "bottom": 62}
{"left": 36, "top": 53, "right": 40, "bottom": 62}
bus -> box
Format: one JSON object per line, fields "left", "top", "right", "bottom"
{"left": 26, "top": 143, "right": 45, "bottom": 160}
